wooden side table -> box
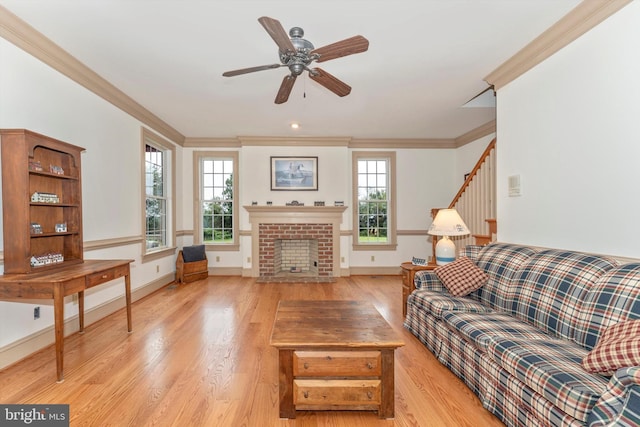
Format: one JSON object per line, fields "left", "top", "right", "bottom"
{"left": 401, "top": 262, "right": 437, "bottom": 316}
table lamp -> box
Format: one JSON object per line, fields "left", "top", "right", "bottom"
{"left": 427, "top": 208, "right": 470, "bottom": 265}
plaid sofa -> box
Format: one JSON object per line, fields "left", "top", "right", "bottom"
{"left": 404, "top": 243, "right": 640, "bottom": 427}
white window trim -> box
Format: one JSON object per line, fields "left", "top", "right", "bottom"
{"left": 141, "top": 128, "right": 176, "bottom": 261}
{"left": 193, "top": 151, "right": 240, "bottom": 251}
{"left": 351, "top": 151, "right": 397, "bottom": 251}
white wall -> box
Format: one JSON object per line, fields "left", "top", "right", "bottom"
{"left": 496, "top": 2, "right": 640, "bottom": 258}
{"left": 0, "top": 38, "right": 180, "bottom": 351}
{"left": 181, "top": 144, "right": 466, "bottom": 270}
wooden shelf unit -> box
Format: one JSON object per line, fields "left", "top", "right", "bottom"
{"left": 1, "top": 129, "right": 85, "bottom": 274}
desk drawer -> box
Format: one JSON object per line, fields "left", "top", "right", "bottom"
{"left": 293, "top": 379, "right": 381, "bottom": 406}
{"left": 293, "top": 351, "right": 381, "bottom": 376}
{"left": 86, "top": 265, "right": 129, "bottom": 288}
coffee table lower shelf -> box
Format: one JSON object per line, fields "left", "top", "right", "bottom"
{"left": 277, "top": 348, "right": 396, "bottom": 418}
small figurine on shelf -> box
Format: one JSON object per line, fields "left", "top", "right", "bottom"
{"left": 31, "top": 192, "right": 60, "bottom": 203}
{"left": 28, "top": 160, "right": 43, "bottom": 171}
{"left": 55, "top": 223, "right": 67, "bottom": 233}
{"left": 30, "top": 253, "right": 64, "bottom": 267}
{"left": 49, "top": 164, "right": 64, "bottom": 175}
{"left": 30, "top": 222, "right": 43, "bottom": 234}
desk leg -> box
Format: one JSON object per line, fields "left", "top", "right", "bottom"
{"left": 125, "top": 271, "right": 132, "bottom": 332}
{"left": 53, "top": 283, "right": 65, "bottom": 382}
{"left": 78, "top": 291, "right": 85, "bottom": 333}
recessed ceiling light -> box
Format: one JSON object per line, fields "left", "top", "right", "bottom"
{"left": 290, "top": 123, "right": 300, "bottom": 129}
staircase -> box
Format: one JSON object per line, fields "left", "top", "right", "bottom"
{"left": 431, "top": 138, "right": 497, "bottom": 257}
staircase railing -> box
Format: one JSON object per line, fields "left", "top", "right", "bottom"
{"left": 432, "top": 138, "right": 497, "bottom": 257}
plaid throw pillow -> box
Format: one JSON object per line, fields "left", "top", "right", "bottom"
{"left": 435, "top": 256, "right": 488, "bottom": 297}
{"left": 582, "top": 319, "right": 640, "bottom": 375}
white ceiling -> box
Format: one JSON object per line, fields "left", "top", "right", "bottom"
{"left": 0, "top": 1, "right": 581, "bottom": 140}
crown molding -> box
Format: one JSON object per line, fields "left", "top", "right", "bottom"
{"left": 238, "top": 136, "right": 352, "bottom": 147}
{"left": 0, "top": 5, "right": 185, "bottom": 145}
{"left": 349, "top": 138, "right": 455, "bottom": 149}
{"left": 485, "top": 0, "right": 632, "bottom": 90}
{"left": 183, "top": 137, "right": 241, "bottom": 148}
{"left": 455, "top": 120, "right": 496, "bottom": 147}
{"left": 185, "top": 136, "right": 462, "bottom": 149}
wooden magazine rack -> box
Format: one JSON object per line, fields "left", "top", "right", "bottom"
{"left": 175, "top": 245, "right": 208, "bottom": 284}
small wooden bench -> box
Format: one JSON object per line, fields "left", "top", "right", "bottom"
{"left": 175, "top": 245, "right": 208, "bottom": 284}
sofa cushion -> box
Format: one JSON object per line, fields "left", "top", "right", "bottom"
{"left": 442, "top": 311, "right": 551, "bottom": 352}
{"left": 574, "top": 263, "right": 640, "bottom": 350}
{"left": 473, "top": 243, "right": 539, "bottom": 309}
{"left": 435, "top": 256, "right": 488, "bottom": 296}
{"left": 408, "top": 289, "right": 492, "bottom": 319}
{"left": 487, "top": 338, "right": 609, "bottom": 423}
{"left": 582, "top": 320, "right": 640, "bottom": 376}
{"left": 509, "top": 250, "right": 617, "bottom": 341}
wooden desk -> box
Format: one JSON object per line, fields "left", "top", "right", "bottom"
{"left": 0, "top": 259, "right": 134, "bottom": 382}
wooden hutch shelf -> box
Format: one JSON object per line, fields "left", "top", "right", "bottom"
{"left": 0, "top": 129, "right": 133, "bottom": 382}
{"left": 1, "top": 129, "right": 84, "bottom": 274}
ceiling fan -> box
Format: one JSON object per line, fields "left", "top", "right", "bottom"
{"left": 222, "top": 16, "right": 369, "bottom": 104}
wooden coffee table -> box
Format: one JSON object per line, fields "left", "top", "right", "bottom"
{"left": 270, "top": 300, "right": 404, "bottom": 419}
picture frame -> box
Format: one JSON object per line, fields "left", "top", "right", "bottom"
{"left": 270, "top": 156, "right": 318, "bottom": 191}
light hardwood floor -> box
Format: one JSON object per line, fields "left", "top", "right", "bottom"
{"left": 0, "top": 275, "right": 504, "bottom": 426}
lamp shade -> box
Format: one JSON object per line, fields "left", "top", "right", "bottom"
{"left": 427, "top": 209, "right": 470, "bottom": 237}
{"left": 428, "top": 209, "right": 470, "bottom": 265}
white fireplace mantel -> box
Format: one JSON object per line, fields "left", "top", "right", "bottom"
{"left": 244, "top": 205, "right": 347, "bottom": 278}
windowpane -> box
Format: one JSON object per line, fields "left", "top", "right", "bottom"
{"left": 356, "top": 157, "right": 389, "bottom": 244}
{"left": 201, "top": 156, "right": 234, "bottom": 244}
{"left": 145, "top": 142, "right": 170, "bottom": 251}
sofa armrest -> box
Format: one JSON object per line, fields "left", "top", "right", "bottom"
{"left": 414, "top": 270, "right": 446, "bottom": 292}
{"left": 588, "top": 366, "right": 640, "bottom": 427}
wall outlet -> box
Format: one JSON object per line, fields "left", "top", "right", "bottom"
{"left": 371, "top": 255, "right": 375, "bottom": 262}
{"left": 216, "top": 256, "right": 220, "bottom": 262}
{"left": 341, "top": 256, "right": 345, "bottom": 263}
{"left": 247, "top": 257, "right": 251, "bottom": 263}
{"left": 34, "top": 306, "right": 40, "bottom": 319}
{"left": 156, "top": 264, "right": 160, "bottom": 273}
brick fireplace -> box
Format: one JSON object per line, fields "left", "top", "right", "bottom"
{"left": 260, "top": 224, "right": 331, "bottom": 277}
{"left": 245, "top": 206, "right": 347, "bottom": 279}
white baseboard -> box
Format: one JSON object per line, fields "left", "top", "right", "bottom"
{"left": 0, "top": 274, "right": 173, "bottom": 370}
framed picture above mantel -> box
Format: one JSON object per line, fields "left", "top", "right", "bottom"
{"left": 270, "top": 156, "right": 318, "bottom": 191}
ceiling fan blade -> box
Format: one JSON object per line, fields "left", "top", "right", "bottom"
{"left": 311, "top": 35, "right": 369, "bottom": 63}
{"left": 258, "top": 16, "right": 296, "bottom": 55}
{"left": 222, "top": 64, "right": 282, "bottom": 77}
{"left": 275, "top": 75, "right": 297, "bottom": 104}
{"left": 309, "top": 68, "right": 351, "bottom": 97}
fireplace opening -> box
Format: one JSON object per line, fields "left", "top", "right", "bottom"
{"left": 274, "top": 239, "right": 318, "bottom": 277}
